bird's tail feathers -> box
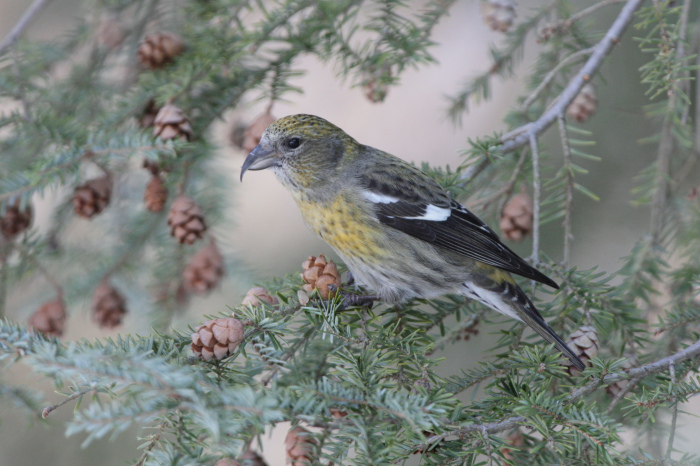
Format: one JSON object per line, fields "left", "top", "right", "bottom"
{"left": 462, "top": 281, "right": 585, "bottom": 371}
{"left": 517, "top": 310, "right": 586, "bottom": 371}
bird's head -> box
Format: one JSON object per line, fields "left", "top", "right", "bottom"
{"left": 240, "top": 114, "right": 356, "bottom": 187}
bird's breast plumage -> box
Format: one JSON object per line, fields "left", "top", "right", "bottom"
{"left": 293, "top": 191, "right": 385, "bottom": 261}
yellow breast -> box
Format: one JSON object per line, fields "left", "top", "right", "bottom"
{"left": 294, "top": 193, "right": 384, "bottom": 261}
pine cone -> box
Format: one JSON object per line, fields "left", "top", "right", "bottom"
{"left": 153, "top": 103, "right": 193, "bottom": 141}
{"left": 330, "top": 408, "right": 348, "bottom": 419}
{"left": 167, "top": 195, "right": 207, "bottom": 245}
{"left": 239, "top": 450, "right": 268, "bottom": 466}
{"left": 563, "top": 325, "right": 599, "bottom": 374}
{"left": 182, "top": 239, "right": 224, "bottom": 294}
{"left": 481, "top": 0, "right": 517, "bottom": 32}
{"left": 137, "top": 32, "right": 184, "bottom": 69}
{"left": 144, "top": 174, "right": 168, "bottom": 212}
{"left": 139, "top": 100, "right": 160, "bottom": 129}
{"left": 28, "top": 297, "right": 66, "bottom": 337}
{"left": 92, "top": 280, "right": 127, "bottom": 328}
{"left": 242, "top": 286, "right": 278, "bottom": 307}
{"left": 214, "top": 460, "right": 240, "bottom": 466}
{"left": 301, "top": 254, "right": 341, "bottom": 300}
{"left": 500, "top": 430, "right": 525, "bottom": 460}
{"left": 73, "top": 176, "right": 112, "bottom": 218}
{"left": 285, "top": 426, "right": 317, "bottom": 466}
{"left": 566, "top": 83, "right": 597, "bottom": 123}
{"left": 499, "top": 191, "right": 533, "bottom": 241}
{"left": 191, "top": 317, "right": 245, "bottom": 361}
{"left": 0, "top": 199, "right": 33, "bottom": 239}
{"left": 242, "top": 113, "right": 276, "bottom": 153}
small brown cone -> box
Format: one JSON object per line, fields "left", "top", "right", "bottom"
{"left": 191, "top": 317, "right": 245, "bottom": 361}
{"left": 73, "top": 176, "right": 112, "bottom": 218}
{"left": 566, "top": 83, "right": 597, "bottom": 123}
{"left": 330, "top": 408, "right": 348, "bottom": 419}
{"left": 481, "top": 0, "right": 517, "bottom": 33}
{"left": 214, "top": 460, "right": 240, "bottom": 466}
{"left": 500, "top": 430, "right": 525, "bottom": 460}
{"left": 301, "top": 254, "right": 341, "bottom": 300}
{"left": 242, "top": 286, "right": 278, "bottom": 307}
{"left": 139, "top": 100, "right": 160, "bottom": 129}
{"left": 285, "top": 426, "right": 317, "bottom": 466}
{"left": 242, "top": 113, "right": 276, "bottom": 153}
{"left": 144, "top": 174, "right": 168, "bottom": 212}
{"left": 92, "top": 280, "right": 127, "bottom": 328}
{"left": 499, "top": 191, "right": 533, "bottom": 241}
{"left": 28, "top": 297, "right": 66, "bottom": 337}
{"left": 182, "top": 239, "right": 225, "bottom": 294}
{"left": 167, "top": 195, "right": 207, "bottom": 245}
{"left": 0, "top": 199, "right": 33, "bottom": 238}
{"left": 137, "top": 32, "right": 184, "bottom": 69}
{"left": 153, "top": 103, "right": 193, "bottom": 141}
{"left": 563, "top": 325, "right": 599, "bottom": 374}
{"left": 239, "top": 450, "right": 268, "bottom": 466}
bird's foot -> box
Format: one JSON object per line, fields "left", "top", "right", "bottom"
{"left": 328, "top": 284, "right": 378, "bottom": 310}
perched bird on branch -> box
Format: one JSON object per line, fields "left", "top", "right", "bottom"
{"left": 241, "top": 114, "right": 585, "bottom": 371}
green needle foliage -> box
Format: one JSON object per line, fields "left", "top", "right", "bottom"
{"left": 2, "top": 0, "right": 700, "bottom": 465}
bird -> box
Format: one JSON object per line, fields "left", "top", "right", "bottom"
{"left": 240, "top": 114, "right": 585, "bottom": 371}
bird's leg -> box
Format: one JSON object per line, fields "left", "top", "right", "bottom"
{"left": 328, "top": 284, "right": 378, "bottom": 310}
{"left": 344, "top": 270, "right": 355, "bottom": 287}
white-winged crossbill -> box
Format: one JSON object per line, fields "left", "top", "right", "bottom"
{"left": 240, "top": 114, "right": 585, "bottom": 371}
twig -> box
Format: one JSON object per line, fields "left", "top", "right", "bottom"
{"left": 42, "top": 382, "right": 96, "bottom": 419}
{"left": 11, "top": 47, "right": 32, "bottom": 119}
{"left": 502, "top": 0, "right": 642, "bottom": 153}
{"left": 469, "top": 151, "right": 527, "bottom": 210}
{"left": 540, "top": 0, "right": 627, "bottom": 40}
{"left": 133, "top": 420, "right": 169, "bottom": 466}
{"left": 0, "top": 246, "right": 7, "bottom": 319}
{"left": 260, "top": 334, "right": 306, "bottom": 387}
{"left": 429, "top": 310, "right": 485, "bottom": 353}
{"left": 558, "top": 115, "right": 574, "bottom": 266}
{"left": 460, "top": 0, "right": 642, "bottom": 184}
{"left": 521, "top": 47, "right": 594, "bottom": 112}
{"left": 0, "top": 0, "right": 53, "bottom": 56}
{"left": 529, "top": 133, "right": 542, "bottom": 265}
{"left": 666, "top": 362, "right": 678, "bottom": 460}
{"left": 569, "top": 338, "right": 700, "bottom": 401}
{"left": 649, "top": 0, "right": 691, "bottom": 245}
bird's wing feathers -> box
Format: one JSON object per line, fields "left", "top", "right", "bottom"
{"left": 359, "top": 170, "right": 559, "bottom": 289}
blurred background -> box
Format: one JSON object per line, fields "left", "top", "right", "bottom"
{"left": 0, "top": 0, "right": 693, "bottom": 465}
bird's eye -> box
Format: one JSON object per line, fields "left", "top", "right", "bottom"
{"left": 287, "top": 137, "right": 301, "bottom": 149}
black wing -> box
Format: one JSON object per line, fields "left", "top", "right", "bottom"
{"left": 361, "top": 174, "right": 558, "bottom": 289}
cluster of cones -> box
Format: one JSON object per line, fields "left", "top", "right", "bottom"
{"left": 17, "top": 29, "right": 231, "bottom": 337}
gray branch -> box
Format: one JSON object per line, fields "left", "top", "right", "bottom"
{"left": 0, "top": 0, "right": 53, "bottom": 56}
{"left": 460, "top": 0, "right": 643, "bottom": 182}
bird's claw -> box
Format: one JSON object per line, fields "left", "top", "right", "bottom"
{"left": 328, "top": 284, "right": 377, "bottom": 310}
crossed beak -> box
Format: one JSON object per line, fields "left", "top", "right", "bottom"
{"left": 240, "top": 143, "right": 277, "bottom": 181}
